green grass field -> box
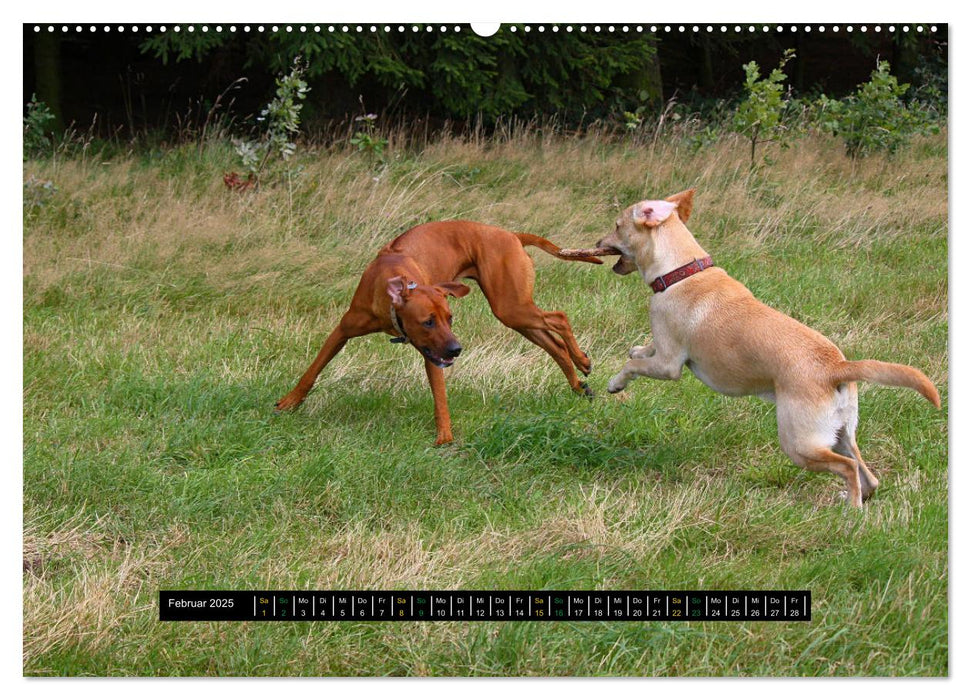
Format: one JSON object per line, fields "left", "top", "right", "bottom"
{"left": 23, "top": 129, "right": 948, "bottom": 676}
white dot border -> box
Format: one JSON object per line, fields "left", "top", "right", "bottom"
{"left": 31, "top": 23, "right": 940, "bottom": 35}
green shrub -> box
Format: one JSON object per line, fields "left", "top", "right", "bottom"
{"left": 23, "top": 94, "right": 55, "bottom": 160}
{"left": 733, "top": 50, "right": 796, "bottom": 167}
{"left": 349, "top": 112, "right": 388, "bottom": 164}
{"left": 816, "top": 60, "right": 940, "bottom": 158}
{"left": 232, "top": 58, "right": 310, "bottom": 178}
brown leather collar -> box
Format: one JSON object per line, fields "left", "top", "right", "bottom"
{"left": 650, "top": 256, "right": 713, "bottom": 293}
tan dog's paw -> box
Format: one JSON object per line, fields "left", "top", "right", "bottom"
{"left": 629, "top": 345, "right": 654, "bottom": 359}
{"left": 607, "top": 374, "right": 628, "bottom": 394}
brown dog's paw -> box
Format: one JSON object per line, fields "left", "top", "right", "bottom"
{"left": 274, "top": 393, "right": 304, "bottom": 411}
{"left": 579, "top": 352, "right": 593, "bottom": 376}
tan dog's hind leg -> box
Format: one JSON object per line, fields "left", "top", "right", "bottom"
{"left": 776, "top": 391, "right": 867, "bottom": 507}
{"left": 851, "top": 444, "right": 879, "bottom": 501}
{"left": 800, "top": 448, "right": 864, "bottom": 508}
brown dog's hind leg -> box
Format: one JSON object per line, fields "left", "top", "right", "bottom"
{"left": 517, "top": 328, "right": 593, "bottom": 396}
{"left": 491, "top": 302, "right": 592, "bottom": 377}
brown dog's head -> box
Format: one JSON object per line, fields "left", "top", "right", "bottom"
{"left": 597, "top": 189, "right": 695, "bottom": 275}
{"left": 387, "top": 276, "right": 471, "bottom": 368}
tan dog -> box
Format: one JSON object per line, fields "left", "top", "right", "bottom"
{"left": 598, "top": 189, "right": 940, "bottom": 507}
{"left": 276, "top": 221, "right": 601, "bottom": 444}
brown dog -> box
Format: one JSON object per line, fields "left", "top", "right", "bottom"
{"left": 276, "top": 221, "right": 602, "bottom": 444}
{"left": 598, "top": 189, "right": 940, "bottom": 507}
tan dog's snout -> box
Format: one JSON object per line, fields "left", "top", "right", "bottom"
{"left": 596, "top": 230, "right": 637, "bottom": 276}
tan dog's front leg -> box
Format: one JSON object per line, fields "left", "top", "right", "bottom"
{"left": 607, "top": 353, "right": 684, "bottom": 393}
{"left": 424, "top": 359, "right": 453, "bottom": 445}
{"left": 629, "top": 342, "right": 656, "bottom": 359}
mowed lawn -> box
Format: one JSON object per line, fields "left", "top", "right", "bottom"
{"left": 23, "top": 131, "right": 948, "bottom": 676}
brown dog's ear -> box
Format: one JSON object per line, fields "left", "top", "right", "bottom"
{"left": 633, "top": 200, "right": 679, "bottom": 228}
{"left": 436, "top": 282, "right": 471, "bottom": 299}
{"left": 387, "top": 276, "right": 411, "bottom": 306}
{"left": 665, "top": 188, "right": 695, "bottom": 222}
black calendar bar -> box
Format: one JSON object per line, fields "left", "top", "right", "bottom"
{"left": 159, "top": 590, "right": 810, "bottom": 622}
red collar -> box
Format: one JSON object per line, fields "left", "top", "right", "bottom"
{"left": 650, "top": 256, "right": 714, "bottom": 293}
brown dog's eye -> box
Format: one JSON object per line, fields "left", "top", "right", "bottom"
{"left": 423, "top": 318, "right": 435, "bottom": 328}
{"left": 447, "top": 316, "right": 453, "bottom": 325}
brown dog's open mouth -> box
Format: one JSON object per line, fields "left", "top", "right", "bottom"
{"left": 420, "top": 347, "right": 456, "bottom": 369}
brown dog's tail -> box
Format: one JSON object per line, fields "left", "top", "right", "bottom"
{"left": 515, "top": 232, "right": 604, "bottom": 264}
{"left": 831, "top": 360, "right": 941, "bottom": 408}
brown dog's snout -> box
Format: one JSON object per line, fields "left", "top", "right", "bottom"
{"left": 444, "top": 341, "right": 462, "bottom": 359}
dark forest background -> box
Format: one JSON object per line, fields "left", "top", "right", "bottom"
{"left": 24, "top": 23, "right": 947, "bottom": 141}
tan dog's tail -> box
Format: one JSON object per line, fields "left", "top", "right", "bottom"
{"left": 515, "top": 233, "right": 603, "bottom": 264}
{"left": 832, "top": 360, "right": 941, "bottom": 408}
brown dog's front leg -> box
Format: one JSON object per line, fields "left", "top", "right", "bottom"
{"left": 275, "top": 326, "right": 350, "bottom": 410}
{"left": 424, "top": 358, "right": 453, "bottom": 445}
{"left": 277, "top": 309, "right": 379, "bottom": 411}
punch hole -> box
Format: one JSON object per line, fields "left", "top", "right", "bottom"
{"left": 470, "top": 23, "right": 500, "bottom": 37}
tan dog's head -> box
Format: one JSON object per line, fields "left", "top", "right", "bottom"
{"left": 597, "top": 189, "right": 695, "bottom": 275}
{"left": 387, "top": 276, "right": 471, "bottom": 368}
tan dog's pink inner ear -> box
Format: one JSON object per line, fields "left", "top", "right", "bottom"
{"left": 633, "top": 199, "right": 679, "bottom": 228}
{"left": 436, "top": 282, "right": 471, "bottom": 299}
{"left": 387, "top": 276, "right": 409, "bottom": 306}
{"left": 665, "top": 188, "right": 695, "bottom": 222}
